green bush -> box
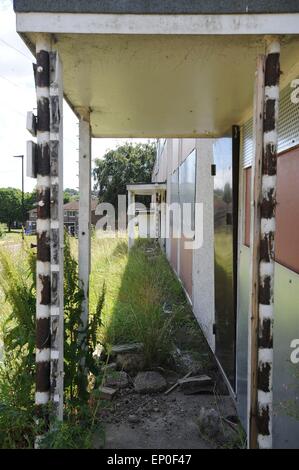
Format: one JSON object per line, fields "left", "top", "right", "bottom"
{"left": 0, "top": 224, "right": 6, "bottom": 239}
{"left": 0, "top": 247, "right": 36, "bottom": 447}
{"left": 0, "top": 235, "right": 105, "bottom": 448}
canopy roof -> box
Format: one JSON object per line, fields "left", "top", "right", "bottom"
{"left": 127, "top": 183, "right": 166, "bottom": 195}
{"left": 13, "top": 0, "right": 299, "bottom": 15}
{"left": 15, "top": 8, "right": 299, "bottom": 138}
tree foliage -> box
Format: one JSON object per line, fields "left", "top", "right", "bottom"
{"left": 93, "top": 143, "right": 156, "bottom": 208}
{"left": 0, "top": 188, "right": 22, "bottom": 230}
{"left": 64, "top": 188, "right": 79, "bottom": 204}
{"left": 0, "top": 188, "right": 36, "bottom": 231}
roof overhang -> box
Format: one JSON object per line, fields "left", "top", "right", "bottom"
{"left": 127, "top": 183, "right": 166, "bottom": 195}
{"left": 13, "top": 0, "right": 299, "bottom": 15}
{"left": 15, "top": 11, "right": 299, "bottom": 138}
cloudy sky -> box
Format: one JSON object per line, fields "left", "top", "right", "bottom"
{"left": 0, "top": 1, "right": 151, "bottom": 193}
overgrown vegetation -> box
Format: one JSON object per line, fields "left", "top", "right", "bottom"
{"left": 0, "top": 224, "right": 5, "bottom": 239}
{"left": 0, "top": 234, "right": 207, "bottom": 448}
{"left": 0, "top": 234, "right": 105, "bottom": 448}
{"left": 0, "top": 187, "right": 36, "bottom": 231}
{"left": 91, "top": 237, "right": 190, "bottom": 368}
{"left": 0, "top": 246, "right": 36, "bottom": 447}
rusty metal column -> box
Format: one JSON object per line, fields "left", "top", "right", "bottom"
{"left": 35, "top": 34, "right": 51, "bottom": 419}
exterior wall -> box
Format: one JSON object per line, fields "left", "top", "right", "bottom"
{"left": 192, "top": 139, "right": 215, "bottom": 351}
{"left": 154, "top": 137, "right": 215, "bottom": 350}
{"left": 237, "top": 76, "right": 299, "bottom": 448}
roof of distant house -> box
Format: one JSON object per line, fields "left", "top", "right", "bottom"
{"left": 63, "top": 199, "right": 98, "bottom": 211}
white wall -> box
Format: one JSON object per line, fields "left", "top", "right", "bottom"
{"left": 192, "top": 139, "right": 215, "bottom": 351}
{"left": 155, "top": 137, "right": 215, "bottom": 351}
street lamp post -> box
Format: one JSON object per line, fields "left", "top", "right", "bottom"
{"left": 13, "top": 155, "right": 25, "bottom": 240}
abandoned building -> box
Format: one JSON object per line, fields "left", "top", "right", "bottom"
{"left": 26, "top": 199, "right": 100, "bottom": 235}
{"left": 13, "top": 1, "right": 299, "bottom": 449}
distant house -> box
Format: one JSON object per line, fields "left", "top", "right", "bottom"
{"left": 26, "top": 208, "right": 37, "bottom": 234}
{"left": 26, "top": 199, "right": 100, "bottom": 235}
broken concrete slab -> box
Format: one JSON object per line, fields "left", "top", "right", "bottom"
{"left": 98, "top": 386, "right": 117, "bottom": 400}
{"left": 111, "top": 343, "right": 143, "bottom": 355}
{"left": 134, "top": 371, "right": 167, "bottom": 394}
{"left": 179, "top": 375, "right": 214, "bottom": 395}
{"left": 178, "top": 374, "right": 212, "bottom": 385}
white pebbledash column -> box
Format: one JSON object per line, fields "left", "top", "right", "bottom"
{"left": 128, "top": 190, "right": 135, "bottom": 249}
{"left": 49, "top": 50, "right": 64, "bottom": 420}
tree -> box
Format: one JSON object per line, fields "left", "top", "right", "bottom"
{"left": 0, "top": 188, "right": 22, "bottom": 231}
{"left": 0, "top": 188, "right": 37, "bottom": 232}
{"left": 93, "top": 143, "right": 156, "bottom": 209}
{"left": 24, "top": 189, "right": 37, "bottom": 214}
{"left": 64, "top": 188, "right": 79, "bottom": 204}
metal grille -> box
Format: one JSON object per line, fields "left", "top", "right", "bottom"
{"left": 278, "top": 79, "right": 299, "bottom": 153}
{"left": 242, "top": 118, "right": 253, "bottom": 168}
{"left": 241, "top": 78, "right": 299, "bottom": 168}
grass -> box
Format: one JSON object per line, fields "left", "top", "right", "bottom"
{"left": 0, "top": 231, "right": 36, "bottom": 247}
{"left": 90, "top": 236, "right": 191, "bottom": 367}
{"left": 0, "top": 233, "right": 212, "bottom": 447}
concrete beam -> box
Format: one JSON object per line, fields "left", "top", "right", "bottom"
{"left": 16, "top": 12, "right": 299, "bottom": 35}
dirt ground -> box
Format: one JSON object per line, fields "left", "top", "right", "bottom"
{"left": 94, "top": 241, "right": 244, "bottom": 450}
{"left": 100, "top": 385, "right": 236, "bottom": 449}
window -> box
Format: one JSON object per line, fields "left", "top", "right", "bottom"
{"left": 66, "top": 210, "right": 76, "bottom": 217}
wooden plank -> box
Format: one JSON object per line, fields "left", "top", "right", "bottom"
{"left": 164, "top": 371, "right": 192, "bottom": 395}
{"left": 248, "top": 53, "right": 265, "bottom": 450}
{"left": 98, "top": 386, "right": 117, "bottom": 400}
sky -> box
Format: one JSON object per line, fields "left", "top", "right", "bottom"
{"left": 0, "top": 0, "right": 152, "bottom": 193}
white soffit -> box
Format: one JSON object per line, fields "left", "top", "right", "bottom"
{"left": 21, "top": 31, "right": 299, "bottom": 138}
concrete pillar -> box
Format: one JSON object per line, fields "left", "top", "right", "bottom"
{"left": 78, "top": 117, "right": 91, "bottom": 335}
{"left": 49, "top": 50, "right": 64, "bottom": 420}
{"left": 128, "top": 190, "right": 135, "bottom": 249}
